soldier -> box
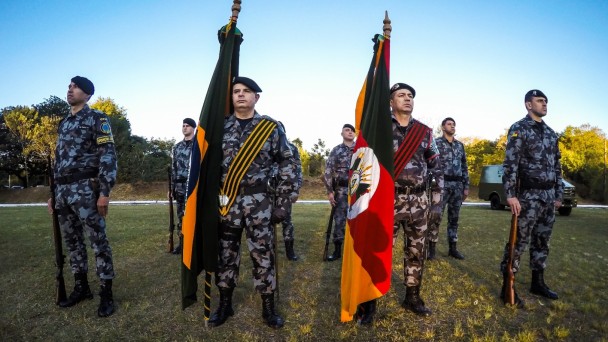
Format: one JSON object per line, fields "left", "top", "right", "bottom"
{"left": 390, "top": 83, "right": 442, "bottom": 316}
{"left": 169, "top": 117, "right": 196, "bottom": 254}
{"left": 427, "top": 117, "right": 469, "bottom": 260}
{"left": 47, "top": 76, "right": 117, "bottom": 317}
{"left": 323, "top": 124, "right": 356, "bottom": 261}
{"left": 500, "top": 89, "right": 562, "bottom": 306}
{"left": 208, "top": 76, "right": 296, "bottom": 329}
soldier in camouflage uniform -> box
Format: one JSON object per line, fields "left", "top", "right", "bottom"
{"left": 323, "top": 124, "right": 356, "bottom": 261}
{"left": 169, "top": 117, "right": 196, "bottom": 254}
{"left": 427, "top": 117, "right": 469, "bottom": 260}
{"left": 390, "top": 83, "right": 443, "bottom": 316}
{"left": 279, "top": 137, "right": 303, "bottom": 261}
{"left": 500, "top": 89, "right": 563, "bottom": 307}
{"left": 47, "top": 76, "right": 117, "bottom": 317}
{"left": 208, "top": 77, "right": 296, "bottom": 329}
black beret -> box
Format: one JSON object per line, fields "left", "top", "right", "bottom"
{"left": 71, "top": 76, "right": 95, "bottom": 95}
{"left": 232, "top": 76, "right": 262, "bottom": 93}
{"left": 183, "top": 118, "right": 196, "bottom": 128}
{"left": 525, "top": 89, "right": 548, "bottom": 103}
{"left": 390, "top": 83, "right": 415, "bottom": 98}
{"left": 343, "top": 124, "right": 355, "bottom": 132}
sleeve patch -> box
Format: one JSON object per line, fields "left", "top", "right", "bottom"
{"left": 97, "top": 136, "right": 114, "bottom": 144}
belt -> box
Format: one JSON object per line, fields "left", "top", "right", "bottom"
{"left": 238, "top": 184, "right": 268, "bottom": 196}
{"left": 336, "top": 179, "right": 349, "bottom": 187}
{"left": 55, "top": 169, "right": 98, "bottom": 185}
{"left": 444, "top": 175, "right": 463, "bottom": 182}
{"left": 520, "top": 182, "right": 554, "bottom": 190}
{"left": 395, "top": 184, "right": 426, "bottom": 195}
{"left": 175, "top": 177, "right": 188, "bottom": 183}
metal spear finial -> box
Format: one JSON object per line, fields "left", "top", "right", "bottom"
{"left": 232, "top": 0, "right": 242, "bottom": 21}
{"left": 383, "top": 11, "right": 392, "bottom": 38}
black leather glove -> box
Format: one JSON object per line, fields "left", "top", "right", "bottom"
{"left": 271, "top": 207, "right": 287, "bottom": 224}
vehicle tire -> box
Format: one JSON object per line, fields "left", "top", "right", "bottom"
{"left": 558, "top": 207, "right": 572, "bottom": 216}
{"left": 490, "top": 194, "right": 504, "bottom": 210}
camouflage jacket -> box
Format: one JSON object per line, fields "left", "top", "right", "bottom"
{"left": 324, "top": 142, "right": 355, "bottom": 193}
{"left": 54, "top": 104, "right": 117, "bottom": 197}
{"left": 171, "top": 138, "right": 193, "bottom": 191}
{"left": 502, "top": 114, "right": 563, "bottom": 203}
{"left": 221, "top": 112, "right": 296, "bottom": 203}
{"left": 392, "top": 115, "right": 443, "bottom": 194}
{"left": 290, "top": 143, "right": 303, "bottom": 193}
{"left": 436, "top": 136, "right": 469, "bottom": 190}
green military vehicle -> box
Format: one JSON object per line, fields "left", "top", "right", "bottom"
{"left": 477, "top": 165, "right": 577, "bottom": 216}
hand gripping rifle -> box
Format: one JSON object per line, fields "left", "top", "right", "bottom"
{"left": 505, "top": 213, "right": 518, "bottom": 305}
{"left": 322, "top": 176, "right": 337, "bottom": 261}
{"left": 167, "top": 166, "right": 175, "bottom": 253}
{"left": 48, "top": 159, "right": 67, "bottom": 305}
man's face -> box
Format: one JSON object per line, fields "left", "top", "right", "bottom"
{"left": 390, "top": 89, "right": 414, "bottom": 114}
{"left": 232, "top": 83, "right": 259, "bottom": 111}
{"left": 442, "top": 120, "right": 456, "bottom": 135}
{"left": 527, "top": 97, "right": 548, "bottom": 117}
{"left": 182, "top": 123, "right": 194, "bottom": 137}
{"left": 341, "top": 127, "right": 355, "bottom": 141}
{"left": 67, "top": 82, "right": 90, "bottom": 106}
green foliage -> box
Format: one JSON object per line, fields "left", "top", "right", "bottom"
{"left": 307, "top": 138, "right": 330, "bottom": 177}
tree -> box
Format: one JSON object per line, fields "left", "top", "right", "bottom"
{"left": 307, "top": 138, "right": 330, "bottom": 177}
{"left": 291, "top": 138, "right": 310, "bottom": 177}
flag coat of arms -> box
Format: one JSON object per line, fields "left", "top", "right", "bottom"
{"left": 340, "top": 31, "right": 394, "bottom": 322}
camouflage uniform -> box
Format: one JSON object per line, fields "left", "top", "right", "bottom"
{"left": 53, "top": 104, "right": 117, "bottom": 280}
{"left": 281, "top": 143, "right": 302, "bottom": 242}
{"left": 428, "top": 136, "right": 469, "bottom": 244}
{"left": 171, "top": 138, "right": 193, "bottom": 235}
{"left": 324, "top": 142, "right": 355, "bottom": 243}
{"left": 500, "top": 115, "right": 563, "bottom": 274}
{"left": 392, "top": 115, "right": 442, "bottom": 286}
{"left": 216, "top": 112, "right": 296, "bottom": 294}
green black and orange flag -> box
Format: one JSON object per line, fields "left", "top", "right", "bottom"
{"left": 181, "top": 18, "right": 243, "bottom": 311}
{"left": 341, "top": 16, "right": 394, "bottom": 322}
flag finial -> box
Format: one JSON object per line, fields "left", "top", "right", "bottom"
{"left": 383, "top": 11, "right": 391, "bottom": 38}
{"left": 232, "top": 0, "right": 242, "bottom": 21}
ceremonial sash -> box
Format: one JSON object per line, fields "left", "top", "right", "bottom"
{"left": 393, "top": 121, "right": 428, "bottom": 177}
{"left": 219, "top": 119, "right": 277, "bottom": 216}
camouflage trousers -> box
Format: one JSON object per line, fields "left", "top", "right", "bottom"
{"left": 281, "top": 208, "right": 295, "bottom": 242}
{"left": 173, "top": 182, "right": 187, "bottom": 234}
{"left": 428, "top": 181, "right": 464, "bottom": 243}
{"left": 394, "top": 192, "right": 429, "bottom": 287}
{"left": 332, "top": 186, "right": 349, "bottom": 243}
{"left": 500, "top": 198, "right": 555, "bottom": 274}
{"left": 54, "top": 180, "right": 114, "bottom": 280}
{"left": 216, "top": 192, "right": 276, "bottom": 294}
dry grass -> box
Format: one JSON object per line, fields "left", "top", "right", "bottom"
{"left": 0, "top": 202, "right": 606, "bottom": 341}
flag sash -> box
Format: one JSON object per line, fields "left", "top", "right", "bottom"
{"left": 393, "top": 121, "right": 428, "bottom": 176}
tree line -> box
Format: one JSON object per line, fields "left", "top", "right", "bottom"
{"left": 1, "top": 96, "right": 606, "bottom": 202}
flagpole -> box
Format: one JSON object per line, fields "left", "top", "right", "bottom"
{"left": 383, "top": 11, "right": 391, "bottom": 38}
{"left": 231, "top": 0, "right": 241, "bottom": 21}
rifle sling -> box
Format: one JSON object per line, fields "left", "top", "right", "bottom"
{"left": 219, "top": 119, "right": 276, "bottom": 216}
{"left": 393, "top": 121, "right": 428, "bottom": 177}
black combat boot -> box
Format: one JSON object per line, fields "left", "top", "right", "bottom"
{"left": 208, "top": 288, "right": 235, "bottom": 327}
{"left": 530, "top": 270, "right": 558, "bottom": 300}
{"left": 355, "top": 299, "right": 377, "bottom": 325}
{"left": 59, "top": 272, "right": 94, "bottom": 308}
{"left": 427, "top": 241, "right": 437, "bottom": 260}
{"left": 448, "top": 241, "right": 465, "bottom": 260}
{"left": 261, "top": 293, "right": 284, "bottom": 329}
{"left": 285, "top": 240, "right": 298, "bottom": 261}
{"left": 97, "top": 279, "right": 115, "bottom": 317}
{"left": 500, "top": 272, "right": 525, "bottom": 308}
{"left": 401, "top": 286, "right": 432, "bottom": 316}
{"left": 327, "top": 241, "right": 342, "bottom": 262}
{"left": 172, "top": 235, "right": 183, "bottom": 255}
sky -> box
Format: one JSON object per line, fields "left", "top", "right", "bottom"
{"left": 1, "top": 0, "right": 607, "bottom": 150}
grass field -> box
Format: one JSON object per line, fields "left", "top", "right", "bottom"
{"left": 0, "top": 204, "right": 607, "bottom": 341}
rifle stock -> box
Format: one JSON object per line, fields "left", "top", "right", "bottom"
{"left": 167, "top": 167, "right": 175, "bottom": 253}
{"left": 321, "top": 175, "right": 336, "bottom": 261}
{"left": 49, "top": 162, "right": 67, "bottom": 305}
{"left": 505, "top": 213, "right": 518, "bottom": 305}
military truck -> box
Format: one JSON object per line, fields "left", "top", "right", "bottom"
{"left": 477, "top": 165, "right": 577, "bottom": 216}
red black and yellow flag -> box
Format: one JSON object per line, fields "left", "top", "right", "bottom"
{"left": 340, "top": 27, "right": 394, "bottom": 321}
{"left": 181, "top": 19, "right": 243, "bottom": 311}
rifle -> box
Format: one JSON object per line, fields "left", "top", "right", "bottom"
{"left": 322, "top": 175, "right": 336, "bottom": 261}
{"left": 504, "top": 213, "right": 518, "bottom": 305}
{"left": 167, "top": 166, "right": 175, "bottom": 253}
{"left": 268, "top": 168, "right": 280, "bottom": 301}
{"left": 49, "top": 159, "right": 67, "bottom": 305}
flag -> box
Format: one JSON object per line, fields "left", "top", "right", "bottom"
{"left": 181, "top": 19, "right": 243, "bottom": 310}
{"left": 340, "top": 32, "right": 394, "bottom": 322}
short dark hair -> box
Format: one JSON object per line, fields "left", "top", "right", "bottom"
{"left": 441, "top": 117, "right": 455, "bottom": 126}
